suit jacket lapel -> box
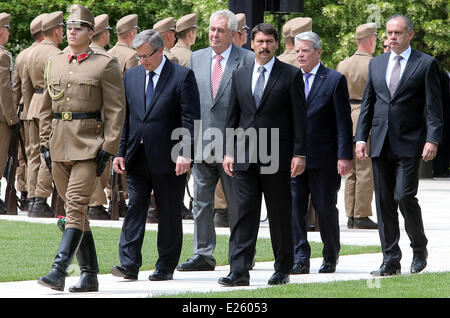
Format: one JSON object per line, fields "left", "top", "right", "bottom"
{"left": 257, "top": 58, "right": 282, "bottom": 111}
{"left": 145, "top": 59, "right": 173, "bottom": 119}
{"left": 392, "top": 49, "right": 420, "bottom": 100}
{"left": 137, "top": 65, "right": 146, "bottom": 115}
{"left": 306, "top": 63, "right": 326, "bottom": 105}
{"left": 378, "top": 53, "right": 391, "bottom": 98}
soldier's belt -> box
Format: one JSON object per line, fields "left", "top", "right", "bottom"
{"left": 349, "top": 99, "right": 362, "bottom": 104}
{"left": 34, "top": 88, "right": 44, "bottom": 94}
{"left": 54, "top": 111, "right": 101, "bottom": 121}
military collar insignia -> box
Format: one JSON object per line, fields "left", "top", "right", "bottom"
{"left": 67, "top": 51, "right": 91, "bottom": 63}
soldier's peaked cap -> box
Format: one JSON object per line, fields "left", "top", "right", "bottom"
{"left": 66, "top": 5, "right": 95, "bottom": 30}
{"left": 153, "top": 17, "right": 175, "bottom": 33}
{"left": 0, "top": 13, "right": 11, "bottom": 29}
{"left": 116, "top": 14, "right": 139, "bottom": 35}
{"left": 94, "top": 14, "right": 112, "bottom": 36}
{"left": 176, "top": 14, "right": 197, "bottom": 33}
{"left": 42, "top": 11, "right": 65, "bottom": 32}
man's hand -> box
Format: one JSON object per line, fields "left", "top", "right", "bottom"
{"left": 175, "top": 156, "right": 191, "bottom": 176}
{"left": 337, "top": 159, "right": 352, "bottom": 176}
{"left": 422, "top": 142, "right": 438, "bottom": 162}
{"left": 355, "top": 143, "right": 369, "bottom": 160}
{"left": 291, "top": 156, "right": 306, "bottom": 178}
{"left": 113, "top": 157, "right": 126, "bottom": 174}
{"left": 223, "top": 155, "right": 234, "bottom": 177}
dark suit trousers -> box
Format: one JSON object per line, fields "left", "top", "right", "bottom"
{"left": 291, "top": 167, "right": 341, "bottom": 265}
{"left": 229, "top": 164, "right": 293, "bottom": 275}
{"left": 119, "top": 144, "right": 185, "bottom": 273}
{"left": 371, "top": 138, "right": 428, "bottom": 263}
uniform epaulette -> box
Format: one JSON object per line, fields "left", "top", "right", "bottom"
{"left": 93, "top": 50, "right": 114, "bottom": 59}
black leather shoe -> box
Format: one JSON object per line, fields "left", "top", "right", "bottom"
{"left": 268, "top": 271, "right": 290, "bottom": 285}
{"left": 347, "top": 217, "right": 354, "bottom": 229}
{"left": 319, "top": 261, "right": 336, "bottom": 273}
{"left": 177, "top": 255, "right": 215, "bottom": 271}
{"left": 148, "top": 270, "right": 173, "bottom": 281}
{"left": 410, "top": 252, "right": 427, "bottom": 274}
{"left": 0, "top": 199, "right": 5, "bottom": 214}
{"left": 291, "top": 262, "right": 310, "bottom": 274}
{"left": 111, "top": 265, "right": 138, "bottom": 280}
{"left": 371, "top": 262, "right": 401, "bottom": 276}
{"left": 88, "top": 205, "right": 111, "bottom": 220}
{"left": 352, "top": 217, "right": 378, "bottom": 229}
{"left": 218, "top": 272, "right": 249, "bottom": 287}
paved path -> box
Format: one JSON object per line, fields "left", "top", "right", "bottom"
{"left": 0, "top": 178, "right": 449, "bottom": 298}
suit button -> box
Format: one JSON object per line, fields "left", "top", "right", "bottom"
{"left": 66, "top": 98, "right": 70, "bottom": 102}
{"left": 67, "top": 84, "right": 72, "bottom": 88}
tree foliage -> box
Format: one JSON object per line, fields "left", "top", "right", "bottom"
{"left": 0, "top": 0, "right": 447, "bottom": 70}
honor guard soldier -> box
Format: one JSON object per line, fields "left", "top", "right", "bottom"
{"left": 108, "top": 14, "right": 139, "bottom": 76}
{"left": 22, "top": 11, "right": 64, "bottom": 218}
{"left": 12, "top": 14, "right": 46, "bottom": 213}
{"left": 37, "top": 4, "right": 125, "bottom": 292}
{"left": 0, "top": 13, "right": 20, "bottom": 214}
{"left": 87, "top": 13, "right": 114, "bottom": 220}
{"left": 278, "top": 17, "right": 312, "bottom": 66}
{"left": 232, "top": 13, "right": 249, "bottom": 47}
{"left": 153, "top": 17, "right": 179, "bottom": 64}
{"left": 171, "top": 13, "right": 197, "bottom": 67}
{"left": 337, "top": 22, "right": 378, "bottom": 229}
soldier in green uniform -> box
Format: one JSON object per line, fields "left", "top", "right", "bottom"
{"left": 37, "top": 5, "right": 125, "bottom": 292}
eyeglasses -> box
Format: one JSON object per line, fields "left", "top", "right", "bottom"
{"left": 135, "top": 49, "right": 158, "bottom": 60}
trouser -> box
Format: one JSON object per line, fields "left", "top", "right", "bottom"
{"left": 52, "top": 160, "right": 97, "bottom": 231}
{"left": 88, "top": 160, "right": 110, "bottom": 206}
{"left": 191, "top": 162, "right": 238, "bottom": 266}
{"left": 345, "top": 141, "right": 374, "bottom": 218}
{"left": 371, "top": 138, "right": 427, "bottom": 263}
{"left": 24, "top": 118, "right": 53, "bottom": 198}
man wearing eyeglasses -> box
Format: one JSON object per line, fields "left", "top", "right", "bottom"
{"left": 0, "top": 12, "right": 20, "bottom": 214}
{"left": 111, "top": 29, "right": 200, "bottom": 281}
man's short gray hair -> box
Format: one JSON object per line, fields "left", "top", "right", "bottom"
{"left": 132, "top": 29, "right": 164, "bottom": 50}
{"left": 295, "top": 31, "right": 321, "bottom": 50}
{"left": 386, "top": 14, "right": 414, "bottom": 31}
{"left": 210, "top": 9, "right": 238, "bottom": 32}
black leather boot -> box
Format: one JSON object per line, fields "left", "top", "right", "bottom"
{"left": 69, "top": 231, "right": 99, "bottom": 292}
{"left": 31, "top": 197, "right": 54, "bottom": 218}
{"left": 37, "top": 228, "right": 83, "bottom": 291}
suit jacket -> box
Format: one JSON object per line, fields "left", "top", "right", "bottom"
{"left": 190, "top": 44, "right": 254, "bottom": 161}
{"left": 305, "top": 63, "right": 353, "bottom": 169}
{"left": 355, "top": 49, "right": 443, "bottom": 158}
{"left": 226, "top": 58, "right": 307, "bottom": 172}
{"left": 119, "top": 58, "right": 200, "bottom": 174}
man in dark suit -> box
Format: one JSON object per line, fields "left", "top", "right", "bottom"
{"left": 111, "top": 29, "right": 200, "bottom": 281}
{"left": 355, "top": 15, "right": 443, "bottom": 276}
{"left": 290, "top": 31, "right": 353, "bottom": 275}
{"left": 177, "top": 10, "right": 254, "bottom": 272}
{"left": 219, "top": 23, "right": 307, "bottom": 286}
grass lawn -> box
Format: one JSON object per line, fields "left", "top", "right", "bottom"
{"left": 169, "top": 271, "right": 450, "bottom": 298}
{"left": 0, "top": 220, "right": 381, "bottom": 282}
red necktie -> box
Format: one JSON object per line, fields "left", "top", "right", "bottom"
{"left": 211, "top": 54, "right": 223, "bottom": 100}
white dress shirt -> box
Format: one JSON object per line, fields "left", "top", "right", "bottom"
{"left": 385, "top": 46, "right": 411, "bottom": 88}
{"left": 251, "top": 56, "right": 275, "bottom": 94}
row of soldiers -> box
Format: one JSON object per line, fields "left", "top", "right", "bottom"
{"left": 0, "top": 9, "right": 378, "bottom": 230}
{"left": 0, "top": 9, "right": 249, "bottom": 222}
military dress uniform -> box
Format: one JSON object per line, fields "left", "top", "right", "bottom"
{"left": 38, "top": 5, "right": 125, "bottom": 293}
{"left": 22, "top": 11, "right": 64, "bottom": 217}
{"left": 278, "top": 17, "right": 312, "bottom": 67}
{"left": 12, "top": 14, "right": 46, "bottom": 209}
{"left": 0, "top": 13, "right": 20, "bottom": 212}
{"left": 337, "top": 23, "right": 377, "bottom": 228}
{"left": 108, "top": 14, "right": 139, "bottom": 76}
{"left": 153, "top": 17, "right": 179, "bottom": 64}
{"left": 171, "top": 13, "right": 197, "bottom": 67}
{"left": 87, "top": 14, "right": 114, "bottom": 219}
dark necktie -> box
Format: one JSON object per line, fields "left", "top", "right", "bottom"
{"left": 304, "top": 72, "right": 312, "bottom": 97}
{"left": 389, "top": 55, "right": 403, "bottom": 97}
{"left": 253, "top": 66, "right": 266, "bottom": 107}
{"left": 145, "top": 71, "right": 155, "bottom": 112}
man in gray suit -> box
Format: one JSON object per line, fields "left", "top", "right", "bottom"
{"left": 177, "top": 9, "right": 254, "bottom": 271}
